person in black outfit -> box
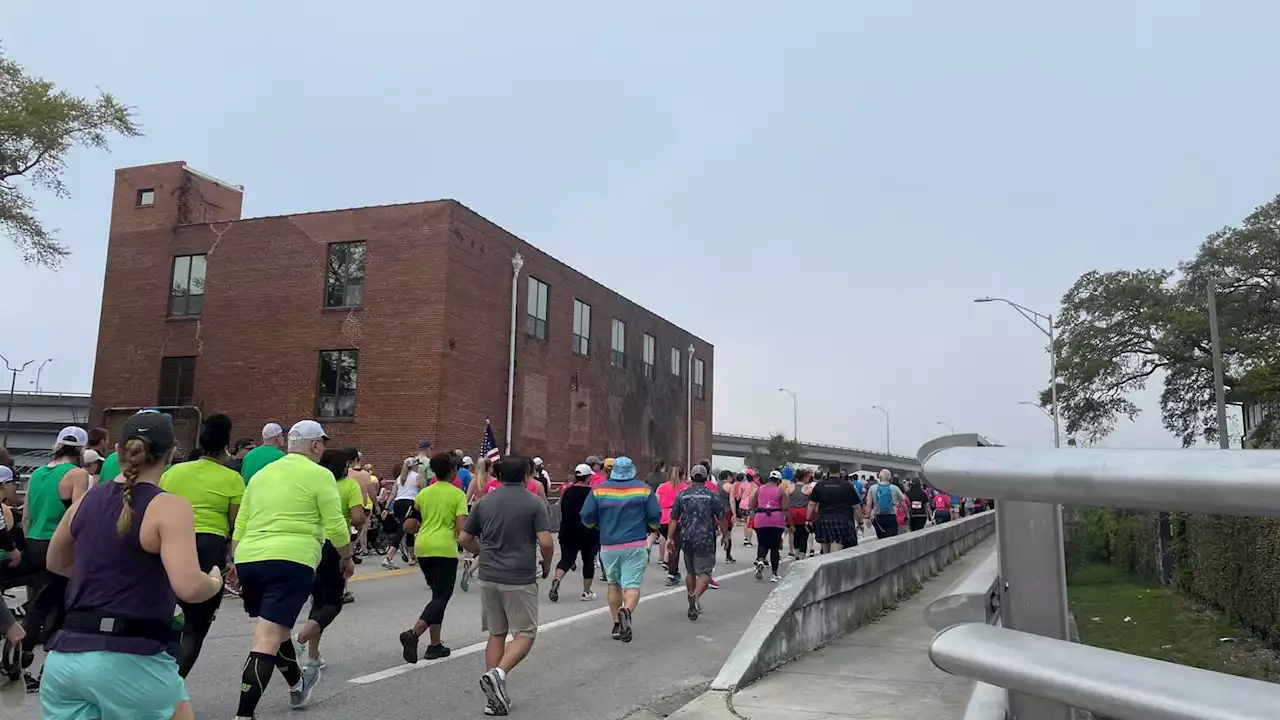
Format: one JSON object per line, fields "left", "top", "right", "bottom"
{"left": 548, "top": 464, "right": 599, "bottom": 603}
{"left": 806, "top": 463, "right": 860, "bottom": 553}
{"left": 905, "top": 481, "right": 930, "bottom": 531}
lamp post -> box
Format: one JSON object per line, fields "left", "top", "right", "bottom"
{"left": 1, "top": 354, "right": 35, "bottom": 448}
{"left": 31, "top": 358, "right": 52, "bottom": 393}
{"left": 504, "top": 253, "right": 524, "bottom": 454}
{"left": 974, "top": 297, "right": 1060, "bottom": 449}
{"left": 871, "top": 405, "right": 889, "bottom": 453}
{"left": 779, "top": 388, "right": 797, "bottom": 441}
{"left": 687, "top": 344, "right": 696, "bottom": 470}
{"left": 1207, "top": 278, "right": 1231, "bottom": 449}
{"left": 936, "top": 421, "right": 955, "bottom": 434}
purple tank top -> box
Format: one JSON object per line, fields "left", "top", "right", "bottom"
{"left": 47, "top": 482, "right": 176, "bottom": 656}
{"left": 754, "top": 484, "right": 787, "bottom": 528}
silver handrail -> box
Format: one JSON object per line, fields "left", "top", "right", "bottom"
{"left": 932, "top": 623, "right": 1280, "bottom": 720}
{"left": 922, "top": 446, "right": 1280, "bottom": 517}
{"left": 924, "top": 547, "right": 1000, "bottom": 631}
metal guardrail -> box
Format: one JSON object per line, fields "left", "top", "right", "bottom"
{"left": 713, "top": 431, "right": 919, "bottom": 462}
{"left": 924, "top": 546, "right": 1008, "bottom": 720}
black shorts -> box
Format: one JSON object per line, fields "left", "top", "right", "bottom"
{"left": 311, "top": 542, "right": 345, "bottom": 613}
{"left": 237, "top": 559, "right": 314, "bottom": 627}
{"left": 392, "top": 498, "right": 414, "bottom": 523}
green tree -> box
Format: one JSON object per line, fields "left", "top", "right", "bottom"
{"left": 744, "top": 433, "right": 801, "bottom": 472}
{"left": 1045, "top": 196, "right": 1280, "bottom": 446}
{"left": 0, "top": 45, "right": 140, "bottom": 267}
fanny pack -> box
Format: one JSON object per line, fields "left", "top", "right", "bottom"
{"left": 64, "top": 610, "right": 179, "bottom": 644}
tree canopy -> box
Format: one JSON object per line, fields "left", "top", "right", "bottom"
{"left": 0, "top": 45, "right": 140, "bottom": 267}
{"left": 1044, "top": 196, "right": 1280, "bottom": 447}
{"left": 744, "top": 433, "right": 801, "bottom": 472}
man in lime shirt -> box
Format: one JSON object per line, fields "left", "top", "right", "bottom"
{"left": 229, "top": 420, "right": 352, "bottom": 716}
{"left": 240, "top": 422, "right": 287, "bottom": 484}
{"left": 398, "top": 452, "right": 468, "bottom": 664}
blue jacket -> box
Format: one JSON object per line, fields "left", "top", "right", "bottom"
{"left": 581, "top": 480, "right": 661, "bottom": 548}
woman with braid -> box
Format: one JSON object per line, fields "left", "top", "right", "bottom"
{"left": 39, "top": 411, "right": 223, "bottom": 720}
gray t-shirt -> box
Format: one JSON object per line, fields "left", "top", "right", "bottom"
{"left": 463, "top": 483, "right": 550, "bottom": 585}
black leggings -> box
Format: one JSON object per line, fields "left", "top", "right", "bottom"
{"left": 417, "top": 556, "right": 458, "bottom": 626}
{"left": 658, "top": 525, "right": 681, "bottom": 576}
{"left": 792, "top": 524, "right": 810, "bottom": 555}
{"left": 388, "top": 499, "right": 415, "bottom": 553}
{"left": 755, "top": 527, "right": 784, "bottom": 574}
{"left": 309, "top": 542, "right": 345, "bottom": 631}
{"left": 21, "top": 538, "right": 67, "bottom": 653}
{"left": 556, "top": 534, "right": 597, "bottom": 580}
{"left": 178, "top": 533, "right": 229, "bottom": 677}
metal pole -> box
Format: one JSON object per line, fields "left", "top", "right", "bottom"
{"left": 779, "top": 388, "right": 797, "bottom": 440}
{"left": 872, "top": 405, "right": 889, "bottom": 453}
{"left": 937, "top": 421, "right": 955, "bottom": 434}
{"left": 0, "top": 355, "right": 34, "bottom": 448}
{"left": 1208, "top": 280, "right": 1230, "bottom": 449}
{"left": 1049, "top": 314, "right": 1061, "bottom": 449}
{"left": 32, "top": 358, "right": 51, "bottom": 394}
{"left": 687, "top": 345, "right": 695, "bottom": 470}
{"left": 504, "top": 253, "right": 524, "bottom": 455}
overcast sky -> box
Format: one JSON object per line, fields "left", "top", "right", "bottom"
{"left": 3, "top": 1, "right": 1274, "bottom": 456}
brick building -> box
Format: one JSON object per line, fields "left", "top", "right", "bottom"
{"left": 89, "top": 162, "right": 714, "bottom": 483}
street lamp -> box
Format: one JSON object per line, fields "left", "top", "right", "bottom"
{"left": 1018, "top": 400, "right": 1052, "bottom": 419}
{"left": 687, "top": 344, "right": 696, "bottom": 470}
{"left": 975, "top": 297, "right": 1061, "bottom": 449}
{"left": 936, "top": 421, "right": 955, "bottom": 434}
{"left": 0, "top": 354, "right": 35, "bottom": 448}
{"left": 1207, "top": 278, "right": 1231, "bottom": 449}
{"left": 30, "top": 358, "right": 53, "bottom": 393}
{"left": 871, "top": 405, "right": 889, "bottom": 453}
{"left": 778, "top": 388, "right": 797, "bottom": 441}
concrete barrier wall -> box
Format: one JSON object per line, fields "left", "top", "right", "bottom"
{"left": 710, "top": 511, "right": 995, "bottom": 691}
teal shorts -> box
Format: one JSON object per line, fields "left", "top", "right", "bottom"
{"left": 600, "top": 546, "right": 648, "bottom": 589}
{"left": 41, "top": 650, "right": 188, "bottom": 720}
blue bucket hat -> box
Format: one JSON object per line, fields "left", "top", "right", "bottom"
{"left": 610, "top": 456, "right": 637, "bottom": 481}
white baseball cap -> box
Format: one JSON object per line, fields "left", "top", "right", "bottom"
{"left": 262, "top": 422, "right": 285, "bottom": 440}
{"left": 574, "top": 463, "right": 593, "bottom": 477}
{"left": 533, "top": 456, "right": 544, "bottom": 466}
{"left": 287, "top": 420, "right": 329, "bottom": 442}
{"left": 56, "top": 426, "right": 88, "bottom": 448}
{"left": 462, "top": 456, "right": 474, "bottom": 467}
{"left": 82, "top": 449, "right": 104, "bottom": 465}
{"left": 0, "top": 466, "right": 13, "bottom": 484}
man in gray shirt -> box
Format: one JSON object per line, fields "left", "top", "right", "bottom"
{"left": 459, "top": 456, "right": 554, "bottom": 716}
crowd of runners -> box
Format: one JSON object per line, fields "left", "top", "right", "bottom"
{"left": 0, "top": 411, "right": 984, "bottom": 718}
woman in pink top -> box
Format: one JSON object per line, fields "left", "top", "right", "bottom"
{"left": 656, "top": 466, "right": 688, "bottom": 582}
{"left": 750, "top": 470, "right": 790, "bottom": 582}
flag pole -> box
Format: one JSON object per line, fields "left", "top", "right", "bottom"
{"left": 505, "top": 253, "right": 524, "bottom": 455}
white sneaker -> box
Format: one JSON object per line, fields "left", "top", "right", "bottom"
{"left": 581, "top": 591, "right": 597, "bottom": 601}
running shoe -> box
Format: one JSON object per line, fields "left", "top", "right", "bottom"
{"left": 342, "top": 590, "right": 355, "bottom": 604}
{"left": 352, "top": 555, "right": 363, "bottom": 565}
{"left": 659, "top": 559, "right": 669, "bottom": 572}
{"left": 770, "top": 575, "right": 780, "bottom": 583}
{"left": 381, "top": 558, "right": 398, "bottom": 570}
{"left": 665, "top": 574, "right": 681, "bottom": 587}
{"left": 687, "top": 593, "right": 699, "bottom": 622}
{"left": 400, "top": 548, "right": 410, "bottom": 564}
{"left": 399, "top": 629, "right": 420, "bottom": 665}
{"left": 479, "top": 669, "right": 511, "bottom": 716}
{"left": 581, "top": 590, "right": 597, "bottom": 601}
{"left": 424, "top": 644, "right": 451, "bottom": 660}
{"left": 407, "top": 556, "right": 418, "bottom": 567}
{"left": 742, "top": 540, "right": 753, "bottom": 547}
{"left": 460, "top": 561, "right": 473, "bottom": 592}
{"left": 548, "top": 577, "right": 561, "bottom": 603}
{"left": 618, "top": 607, "right": 634, "bottom": 643}
{"left": 306, "top": 656, "right": 328, "bottom": 671}
{"left": 754, "top": 560, "right": 765, "bottom": 580}
{"left": 289, "top": 665, "right": 321, "bottom": 709}
{"left": 23, "top": 670, "right": 39, "bottom": 693}
{"left": 708, "top": 578, "right": 721, "bottom": 590}
{"left": 611, "top": 622, "right": 622, "bottom": 640}
{"left": 725, "top": 556, "right": 736, "bottom": 564}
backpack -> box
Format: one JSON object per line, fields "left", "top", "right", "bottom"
{"left": 875, "top": 483, "right": 895, "bottom": 514}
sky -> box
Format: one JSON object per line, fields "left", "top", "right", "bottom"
{"left": 2, "top": 1, "right": 1274, "bottom": 456}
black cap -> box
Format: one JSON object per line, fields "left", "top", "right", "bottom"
{"left": 120, "top": 411, "right": 176, "bottom": 455}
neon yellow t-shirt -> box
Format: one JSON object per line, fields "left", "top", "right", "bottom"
{"left": 336, "top": 476, "right": 363, "bottom": 519}
{"left": 161, "top": 458, "right": 244, "bottom": 537}
{"left": 233, "top": 453, "right": 349, "bottom": 568}
{"left": 413, "top": 481, "right": 468, "bottom": 559}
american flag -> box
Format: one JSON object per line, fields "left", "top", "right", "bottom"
{"left": 480, "top": 419, "right": 497, "bottom": 460}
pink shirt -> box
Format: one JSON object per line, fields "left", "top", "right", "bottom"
{"left": 656, "top": 482, "right": 688, "bottom": 524}
{"left": 753, "top": 483, "right": 787, "bottom": 529}
{"left": 589, "top": 471, "right": 607, "bottom": 487}
{"left": 483, "top": 478, "right": 541, "bottom": 496}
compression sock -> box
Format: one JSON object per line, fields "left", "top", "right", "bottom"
{"left": 275, "top": 638, "right": 303, "bottom": 687}
{"left": 237, "top": 651, "right": 275, "bottom": 717}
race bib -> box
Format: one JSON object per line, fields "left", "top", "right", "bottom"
{"left": 911, "top": 501, "right": 923, "bottom": 510}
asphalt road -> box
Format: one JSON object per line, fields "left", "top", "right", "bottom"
{"left": 0, "top": 525, "right": 862, "bottom": 720}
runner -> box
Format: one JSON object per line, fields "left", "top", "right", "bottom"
{"left": 716, "top": 470, "right": 737, "bottom": 564}
{"left": 39, "top": 411, "right": 222, "bottom": 720}
{"left": 869, "top": 469, "right": 907, "bottom": 538}
{"left": 225, "top": 438, "right": 256, "bottom": 475}
{"left": 238, "top": 422, "right": 286, "bottom": 484}
{"left": 581, "top": 457, "right": 660, "bottom": 643}
{"left": 751, "top": 470, "right": 789, "bottom": 582}
{"left": 788, "top": 469, "right": 816, "bottom": 558}
{"left": 398, "top": 452, "right": 468, "bottom": 663}
{"left": 549, "top": 464, "right": 598, "bottom": 603}
{"left": 668, "top": 464, "right": 727, "bottom": 621}
{"left": 458, "top": 456, "right": 553, "bottom": 716}
{"left": 295, "top": 447, "right": 366, "bottom": 669}
{"left": 643, "top": 459, "right": 666, "bottom": 562}
{"left": 81, "top": 450, "right": 103, "bottom": 484}
{"left": 656, "top": 466, "right": 687, "bottom": 586}
{"left": 586, "top": 456, "right": 607, "bottom": 487}
{"left": 532, "top": 458, "right": 551, "bottom": 496}
{"left": 21, "top": 426, "right": 92, "bottom": 691}
{"left": 458, "top": 456, "right": 475, "bottom": 496}
{"left": 932, "top": 489, "right": 953, "bottom": 524}
{"left": 384, "top": 443, "right": 430, "bottom": 569}
{"left": 905, "top": 480, "right": 931, "bottom": 532}
{"left": 229, "top": 420, "right": 353, "bottom": 718}
{"left": 158, "top": 413, "right": 242, "bottom": 678}
{"left": 806, "top": 462, "right": 859, "bottom": 554}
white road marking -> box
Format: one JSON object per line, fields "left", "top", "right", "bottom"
{"left": 347, "top": 561, "right": 783, "bottom": 685}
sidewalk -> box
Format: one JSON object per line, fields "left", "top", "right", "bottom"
{"left": 673, "top": 536, "right": 994, "bottom": 719}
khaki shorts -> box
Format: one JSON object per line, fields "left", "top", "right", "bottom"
{"left": 478, "top": 580, "right": 539, "bottom": 638}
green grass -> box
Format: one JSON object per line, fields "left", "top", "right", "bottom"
{"left": 1068, "top": 564, "right": 1280, "bottom": 682}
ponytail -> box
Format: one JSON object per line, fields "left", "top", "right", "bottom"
{"left": 116, "top": 437, "right": 155, "bottom": 536}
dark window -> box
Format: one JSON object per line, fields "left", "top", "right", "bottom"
{"left": 671, "top": 347, "right": 682, "bottom": 377}
{"left": 317, "top": 349, "right": 359, "bottom": 418}
{"left": 611, "top": 318, "right": 627, "bottom": 369}
{"left": 572, "top": 299, "right": 591, "bottom": 357}
{"left": 526, "top": 277, "right": 549, "bottom": 340}
{"left": 137, "top": 188, "right": 155, "bottom": 206}
{"left": 643, "top": 334, "right": 656, "bottom": 380}
{"left": 169, "top": 254, "right": 207, "bottom": 317}
{"left": 325, "top": 242, "right": 366, "bottom": 308}
{"left": 694, "top": 358, "right": 706, "bottom": 400}
{"left": 158, "top": 356, "right": 196, "bottom": 406}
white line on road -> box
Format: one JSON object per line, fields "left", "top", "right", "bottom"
{"left": 347, "top": 560, "right": 787, "bottom": 685}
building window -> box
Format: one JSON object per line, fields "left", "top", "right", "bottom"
{"left": 671, "top": 347, "right": 682, "bottom": 377}
{"left": 169, "top": 254, "right": 207, "bottom": 317}
{"left": 572, "top": 299, "right": 591, "bottom": 357}
{"left": 317, "top": 349, "right": 359, "bottom": 418}
{"left": 137, "top": 188, "right": 155, "bottom": 207}
{"left": 325, "top": 241, "right": 366, "bottom": 308}
{"left": 526, "top": 277, "right": 549, "bottom": 340}
{"left": 158, "top": 356, "right": 196, "bottom": 406}
{"left": 611, "top": 318, "right": 627, "bottom": 369}
{"left": 643, "top": 334, "right": 656, "bottom": 380}
{"left": 694, "top": 358, "right": 706, "bottom": 400}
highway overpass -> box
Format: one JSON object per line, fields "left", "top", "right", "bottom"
{"left": 712, "top": 432, "right": 921, "bottom": 475}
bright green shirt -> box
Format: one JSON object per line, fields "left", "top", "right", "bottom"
{"left": 335, "top": 476, "right": 364, "bottom": 520}
{"left": 27, "top": 463, "right": 75, "bottom": 540}
{"left": 98, "top": 452, "right": 119, "bottom": 485}
{"left": 413, "top": 481, "right": 468, "bottom": 559}
{"left": 161, "top": 458, "right": 244, "bottom": 537}
{"left": 233, "top": 453, "right": 350, "bottom": 568}
{"left": 240, "top": 444, "right": 285, "bottom": 484}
